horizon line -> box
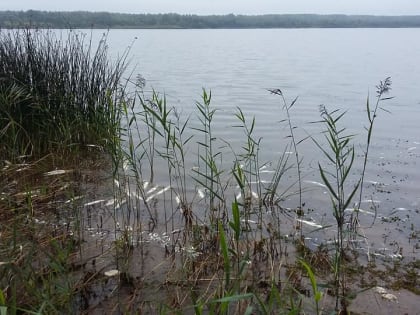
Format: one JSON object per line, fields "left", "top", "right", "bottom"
{"left": 1, "top": 10, "right": 420, "bottom": 17}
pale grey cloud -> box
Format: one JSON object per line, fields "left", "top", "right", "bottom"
{"left": 0, "top": 0, "right": 419, "bottom": 15}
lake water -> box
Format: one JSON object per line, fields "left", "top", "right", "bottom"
{"left": 93, "top": 28, "right": 419, "bottom": 260}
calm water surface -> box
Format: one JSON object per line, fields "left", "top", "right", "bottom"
{"left": 97, "top": 28, "right": 419, "bottom": 259}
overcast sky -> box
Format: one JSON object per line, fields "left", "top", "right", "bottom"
{"left": 0, "top": 0, "right": 419, "bottom": 16}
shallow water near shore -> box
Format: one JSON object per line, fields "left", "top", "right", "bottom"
{"left": 97, "top": 27, "right": 420, "bottom": 260}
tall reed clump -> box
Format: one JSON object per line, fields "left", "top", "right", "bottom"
{"left": 0, "top": 28, "right": 129, "bottom": 314}
{"left": 313, "top": 77, "right": 392, "bottom": 312}
{"left": 313, "top": 106, "right": 359, "bottom": 312}
{"left": 269, "top": 89, "right": 306, "bottom": 239}
{"left": 193, "top": 90, "right": 227, "bottom": 223}
{"left": 0, "top": 29, "right": 128, "bottom": 160}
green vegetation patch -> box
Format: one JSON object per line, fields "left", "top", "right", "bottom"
{"left": 0, "top": 29, "right": 127, "bottom": 160}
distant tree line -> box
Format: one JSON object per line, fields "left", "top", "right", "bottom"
{"left": 1, "top": 10, "right": 420, "bottom": 29}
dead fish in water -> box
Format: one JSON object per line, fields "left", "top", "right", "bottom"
{"left": 104, "top": 269, "right": 120, "bottom": 277}
{"left": 197, "top": 188, "right": 205, "bottom": 199}
{"left": 145, "top": 185, "right": 170, "bottom": 202}
{"left": 235, "top": 191, "right": 259, "bottom": 201}
{"left": 241, "top": 219, "right": 257, "bottom": 224}
{"left": 44, "top": 169, "right": 72, "bottom": 176}
{"left": 303, "top": 180, "right": 327, "bottom": 188}
{"left": 105, "top": 198, "right": 118, "bottom": 206}
{"left": 84, "top": 199, "right": 105, "bottom": 207}
{"left": 114, "top": 179, "right": 120, "bottom": 188}
{"left": 296, "top": 219, "right": 323, "bottom": 229}
{"left": 64, "top": 195, "right": 84, "bottom": 204}
{"left": 146, "top": 186, "right": 158, "bottom": 194}
{"left": 360, "top": 199, "right": 381, "bottom": 204}
{"left": 129, "top": 191, "right": 143, "bottom": 201}
{"left": 374, "top": 287, "right": 398, "bottom": 302}
{"left": 345, "top": 208, "right": 375, "bottom": 216}
{"left": 258, "top": 165, "right": 275, "bottom": 174}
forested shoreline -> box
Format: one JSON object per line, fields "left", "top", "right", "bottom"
{"left": 1, "top": 10, "right": 420, "bottom": 28}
